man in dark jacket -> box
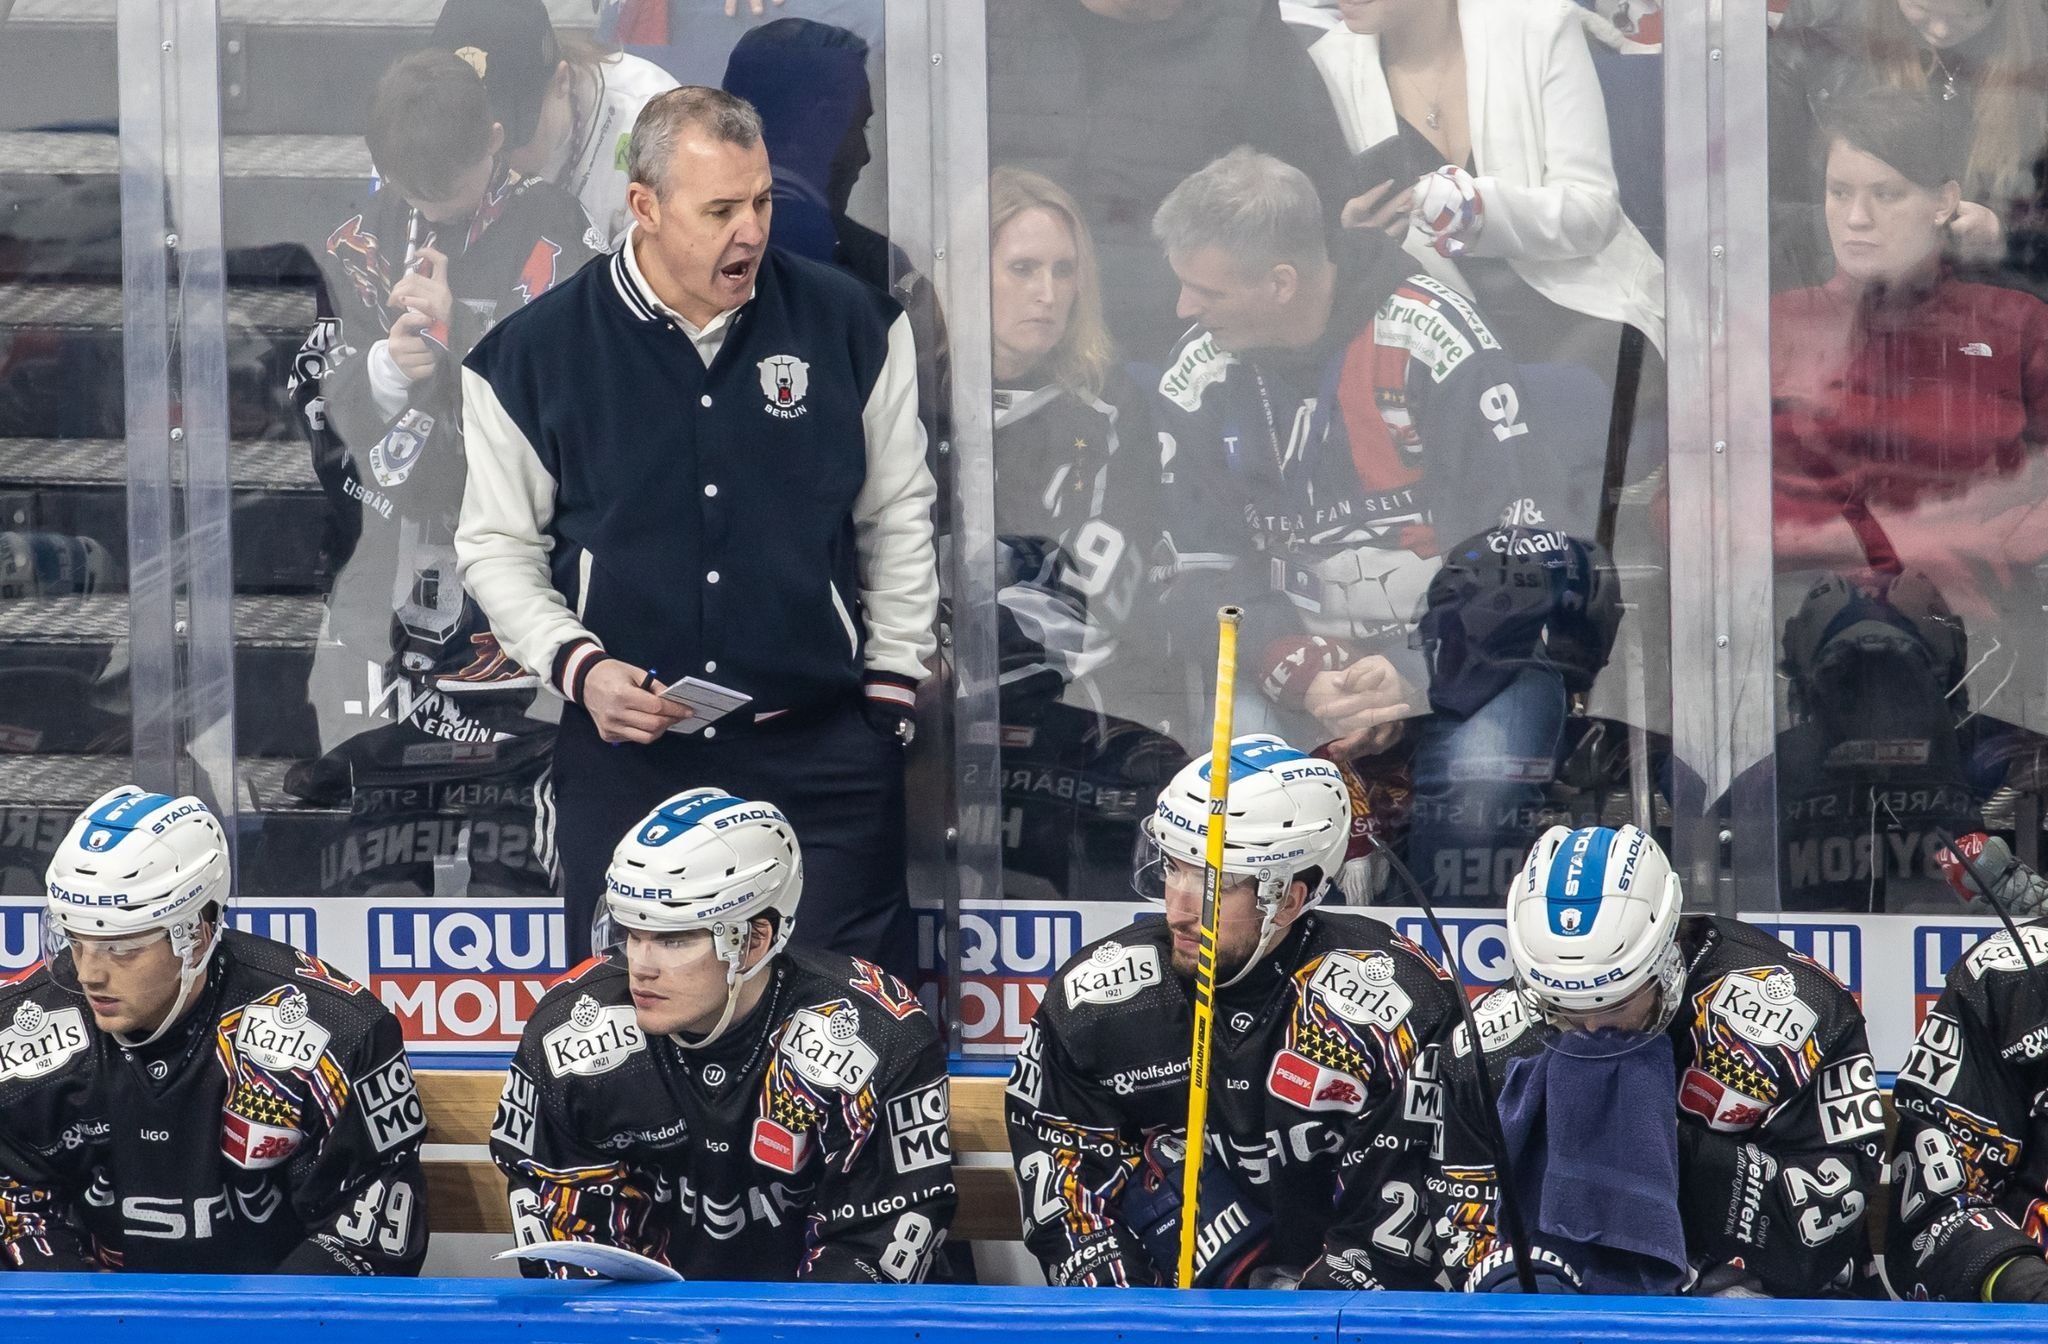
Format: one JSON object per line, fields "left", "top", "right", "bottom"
{"left": 1149, "top": 148, "right": 1604, "bottom": 903}
{"left": 457, "top": 88, "right": 937, "bottom": 973}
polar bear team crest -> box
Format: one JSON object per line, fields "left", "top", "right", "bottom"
{"left": 758, "top": 355, "right": 810, "bottom": 419}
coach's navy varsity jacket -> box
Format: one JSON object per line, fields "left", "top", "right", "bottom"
{"left": 456, "top": 239, "right": 937, "bottom": 723}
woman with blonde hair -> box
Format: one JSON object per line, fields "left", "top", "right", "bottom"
{"left": 985, "top": 166, "right": 1187, "bottom": 902}
{"left": 990, "top": 168, "right": 1115, "bottom": 398}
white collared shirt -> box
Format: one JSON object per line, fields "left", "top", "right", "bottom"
{"left": 622, "top": 225, "right": 751, "bottom": 367}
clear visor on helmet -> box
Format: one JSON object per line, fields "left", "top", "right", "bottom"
{"left": 594, "top": 910, "right": 722, "bottom": 972}
{"left": 1131, "top": 824, "right": 1258, "bottom": 905}
{"left": 42, "top": 919, "right": 192, "bottom": 995}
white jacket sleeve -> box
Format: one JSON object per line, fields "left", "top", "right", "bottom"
{"left": 455, "top": 366, "right": 602, "bottom": 695}
{"left": 853, "top": 312, "right": 939, "bottom": 684}
{"left": 1466, "top": 0, "right": 1626, "bottom": 263}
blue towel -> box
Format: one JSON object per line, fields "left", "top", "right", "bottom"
{"left": 1496, "top": 1029, "right": 1689, "bottom": 1294}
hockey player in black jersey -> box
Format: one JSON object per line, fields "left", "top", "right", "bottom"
{"left": 0, "top": 788, "right": 427, "bottom": 1274}
{"left": 491, "top": 788, "right": 956, "bottom": 1282}
{"left": 1887, "top": 906, "right": 2048, "bottom": 1303}
{"left": 1005, "top": 734, "right": 1460, "bottom": 1289}
{"left": 1433, "top": 825, "right": 1880, "bottom": 1297}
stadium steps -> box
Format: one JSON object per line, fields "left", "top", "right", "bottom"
{"left": 0, "top": 131, "right": 372, "bottom": 273}
{"left": 0, "top": 592, "right": 323, "bottom": 758}
{"left": 0, "top": 0, "right": 591, "bottom": 899}
{"left": 0, "top": 437, "right": 332, "bottom": 593}
{"left": 0, "top": 279, "right": 314, "bottom": 440}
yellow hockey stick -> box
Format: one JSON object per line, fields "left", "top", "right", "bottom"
{"left": 1177, "top": 604, "right": 1241, "bottom": 1288}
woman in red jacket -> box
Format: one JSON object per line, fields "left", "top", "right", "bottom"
{"left": 1773, "top": 88, "right": 2048, "bottom": 628}
{"left": 1770, "top": 88, "right": 2048, "bottom": 877}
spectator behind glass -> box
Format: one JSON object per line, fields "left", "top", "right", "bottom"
{"left": 984, "top": 166, "right": 1188, "bottom": 902}
{"left": 721, "top": 20, "right": 951, "bottom": 488}
{"left": 281, "top": 51, "right": 595, "bottom": 897}
{"left": 1148, "top": 149, "right": 1618, "bottom": 903}
{"left": 1771, "top": 91, "right": 2048, "bottom": 800}
{"left": 596, "top": 0, "right": 891, "bottom": 231}
{"left": 1309, "top": 0, "right": 1666, "bottom": 373}
{"left": 988, "top": 0, "right": 1356, "bottom": 356}
{"left": 1770, "top": 0, "right": 2048, "bottom": 282}
{"left": 431, "top": 0, "right": 678, "bottom": 247}
{"left": 722, "top": 19, "right": 873, "bottom": 267}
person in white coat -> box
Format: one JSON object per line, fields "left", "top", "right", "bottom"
{"left": 1309, "top": 0, "right": 1665, "bottom": 373}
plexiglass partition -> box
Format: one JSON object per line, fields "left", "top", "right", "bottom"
{"left": 0, "top": 0, "right": 2024, "bottom": 1072}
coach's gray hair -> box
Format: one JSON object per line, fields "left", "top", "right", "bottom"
{"left": 1152, "top": 147, "right": 1328, "bottom": 273}
{"left": 626, "top": 87, "right": 764, "bottom": 197}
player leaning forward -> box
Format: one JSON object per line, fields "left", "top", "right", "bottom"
{"left": 0, "top": 788, "right": 427, "bottom": 1273}
{"left": 491, "top": 788, "right": 956, "bottom": 1281}
{"left": 1006, "top": 735, "right": 1461, "bottom": 1289}
{"left": 1433, "top": 825, "right": 1880, "bottom": 1296}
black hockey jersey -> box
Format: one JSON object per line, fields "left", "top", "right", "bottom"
{"left": 1887, "top": 920, "right": 2048, "bottom": 1301}
{"left": 993, "top": 375, "right": 1162, "bottom": 692}
{"left": 982, "top": 375, "right": 1190, "bottom": 904}
{"left": 0, "top": 931, "right": 427, "bottom": 1274}
{"left": 1006, "top": 911, "right": 1460, "bottom": 1289}
{"left": 1433, "top": 915, "right": 1881, "bottom": 1296}
{"left": 491, "top": 949, "right": 956, "bottom": 1283}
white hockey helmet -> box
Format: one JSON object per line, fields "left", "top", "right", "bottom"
{"left": 1140, "top": 734, "right": 1351, "bottom": 983}
{"left": 599, "top": 788, "right": 802, "bottom": 1043}
{"left": 43, "top": 786, "right": 232, "bottom": 1044}
{"left": 1507, "top": 824, "right": 1685, "bottom": 1031}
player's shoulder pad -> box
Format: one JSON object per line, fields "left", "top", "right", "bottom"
{"left": 1446, "top": 985, "right": 1542, "bottom": 1069}
{"left": 768, "top": 953, "right": 934, "bottom": 1100}
{"left": 221, "top": 930, "right": 392, "bottom": 1035}
{"left": 784, "top": 949, "right": 937, "bottom": 1041}
{"left": 0, "top": 967, "right": 96, "bottom": 1094}
{"left": 1373, "top": 274, "right": 1505, "bottom": 384}
{"left": 1157, "top": 328, "right": 1238, "bottom": 413}
{"left": 1954, "top": 918, "right": 2048, "bottom": 986}
{"left": 1046, "top": 920, "right": 1175, "bottom": 1018}
{"left": 1296, "top": 911, "right": 1460, "bottom": 1027}
{"left": 1306, "top": 911, "right": 1454, "bottom": 980}
{"left": 765, "top": 245, "right": 905, "bottom": 332}
{"left": 519, "top": 956, "right": 647, "bottom": 1081}
{"left": 1690, "top": 915, "right": 1861, "bottom": 1037}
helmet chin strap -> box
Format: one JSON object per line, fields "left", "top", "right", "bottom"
{"left": 112, "top": 919, "right": 221, "bottom": 1050}
{"left": 1215, "top": 870, "right": 1317, "bottom": 990}
{"left": 670, "top": 942, "right": 776, "bottom": 1051}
